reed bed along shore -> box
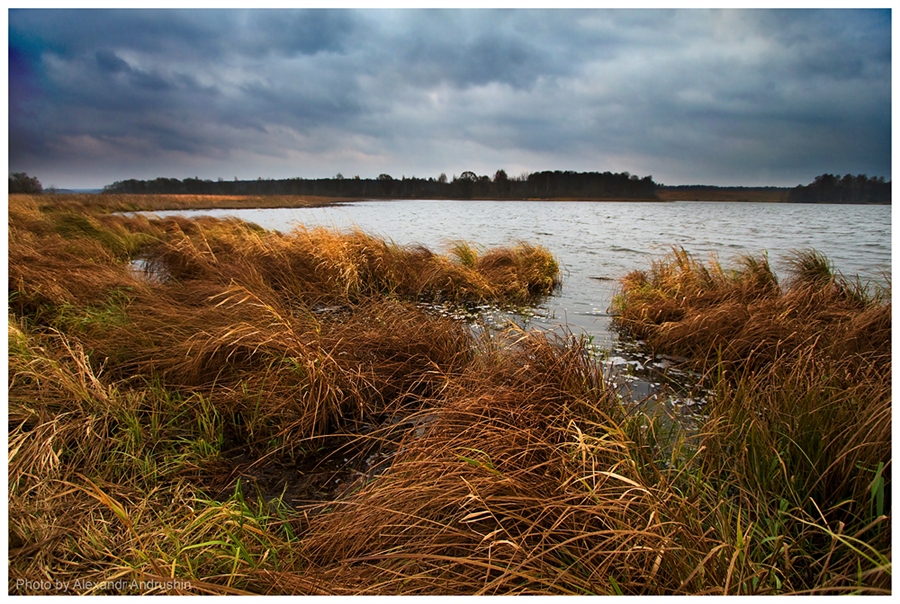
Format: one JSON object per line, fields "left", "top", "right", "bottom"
{"left": 8, "top": 194, "right": 891, "bottom": 594}
{"left": 20, "top": 192, "right": 353, "bottom": 215}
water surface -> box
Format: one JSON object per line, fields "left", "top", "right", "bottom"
{"left": 143, "top": 200, "right": 891, "bottom": 347}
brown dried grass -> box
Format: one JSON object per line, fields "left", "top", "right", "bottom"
{"left": 611, "top": 248, "right": 889, "bottom": 370}
{"left": 294, "top": 331, "right": 716, "bottom": 595}
{"left": 9, "top": 197, "right": 890, "bottom": 595}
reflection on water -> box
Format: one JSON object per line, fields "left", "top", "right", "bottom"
{"left": 138, "top": 200, "right": 891, "bottom": 421}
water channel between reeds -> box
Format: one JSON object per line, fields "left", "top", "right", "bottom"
{"left": 135, "top": 200, "right": 892, "bottom": 428}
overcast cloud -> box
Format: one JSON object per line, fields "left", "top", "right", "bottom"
{"left": 7, "top": 8, "right": 892, "bottom": 189}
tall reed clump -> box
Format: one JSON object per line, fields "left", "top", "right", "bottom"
{"left": 140, "top": 222, "right": 560, "bottom": 307}
{"left": 289, "top": 329, "right": 722, "bottom": 595}
{"left": 611, "top": 247, "right": 888, "bottom": 369}
{"left": 8, "top": 205, "right": 163, "bottom": 323}
{"left": 611, "top": 248, "right": 891, "bottom": 594}
{"left": 8, "top": 196, "right": 560, "bottom": 457}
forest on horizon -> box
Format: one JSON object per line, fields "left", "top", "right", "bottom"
{"left": 100, "top": 169, "right": 657, "bottom": 200}
{"left": 9, "top": 170, "right": 891, "bottom": 203}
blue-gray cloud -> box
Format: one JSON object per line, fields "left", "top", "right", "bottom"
{"left": 8, "top": 8, "right": 891, "bottom": 189}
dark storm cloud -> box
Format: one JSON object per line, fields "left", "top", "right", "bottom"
{"left": 95, "top": 49, "right": 130, "bottom": 73}
{"left": 9, "top": 9, "right": 227, "bottom": 61}
{"left": 7, "top": 8, "right": 891, "bottom": 189}
{"left": 94, "top": 50, "right": 176, "bottom": 91}
{"left": 368, "top": 11, "right": 553, "bottom": 90}
{"left": 240, "top": 10, "right": 359, "bottom": 57}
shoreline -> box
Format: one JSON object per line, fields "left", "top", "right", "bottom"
{"left": 17, "top": 192, "right": 889, "bottom": 216}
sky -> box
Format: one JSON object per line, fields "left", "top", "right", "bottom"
{"left": 6, "top": 7, "right": 893, "bottom": 190}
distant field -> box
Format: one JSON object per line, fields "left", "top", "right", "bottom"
{"left": 656, "top": 187, "right": 791, "bottom": 202}
{"left": 26, "top": 193, "right": 355, "bottom": 213}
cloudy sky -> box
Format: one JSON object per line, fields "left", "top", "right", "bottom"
{"left": 7, "top": 8, "right": 892, "bottom": 189}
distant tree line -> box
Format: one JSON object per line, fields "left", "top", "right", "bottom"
{"left": 102, "top": 170, "right": 658, "bottom": 200}
{"left": 9, "top": 172, "right": 42, "bottom": 194}
{"left": 788, "top": 174, "right": 890, "bottom": 204}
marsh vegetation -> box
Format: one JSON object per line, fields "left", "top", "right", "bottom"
{"left": 8, "top": 194, "right": 890, "bottom": 594}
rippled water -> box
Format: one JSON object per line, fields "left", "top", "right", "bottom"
{"left": 145, "top": 200, "right": 892, "bottom": 347}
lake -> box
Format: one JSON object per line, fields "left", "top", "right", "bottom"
{"left": 142, "top": 200, "right": 892, "bottom": 347}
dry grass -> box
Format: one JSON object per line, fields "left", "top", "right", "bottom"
{"left": 9, "top": 194, "right": 560, "bottom": 449}
{"left": 294, "top": 331, "right": 710, "bottom": 595}
{"left": 611, "top": 247, "right": 889, "bottom": 369}
{"left": 611, "top": 247, "right": 892, "bottom": 594}
{"left": 8, "top": 196, "right": 890, "bottom": 595}
{"left": 11, "top": 192, "right": 350, "bottom": 214}
{"left": 8, "top": 194, "right": 566, "bottom": 594}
